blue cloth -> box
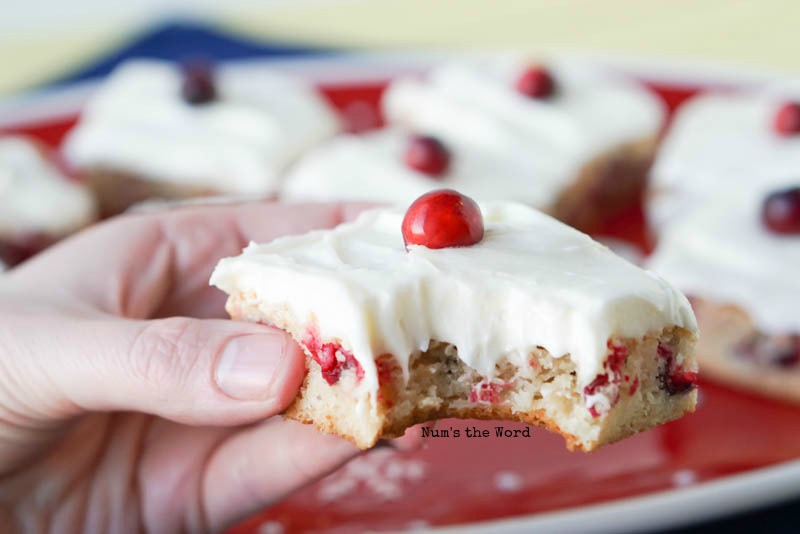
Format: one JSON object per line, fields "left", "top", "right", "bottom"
{"left": 48, "top": 20, "right": 336, "bottom": 87}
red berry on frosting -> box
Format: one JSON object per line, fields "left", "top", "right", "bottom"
{"left": 762, "top": 186, "right": 800, "bottom": 234}
{"left": 181, "top": 62, "right": 217, "bottom": 105}
{"left": 402, "top": 189, "right": 484, "bottom": 249}
{"left": 774, "top": 102, "right": 800, "bottom": 136}
{"left": 515, "top": 66, "right": 556, "bottom": 99}
{"left": 405, "top": 135, "right": 451, "bottom": 176}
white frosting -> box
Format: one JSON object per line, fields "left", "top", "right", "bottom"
{"left": 650, "top": 83, "right": 800, "bottom": 228}
{"left": 282, "top": 56, "right": 663, "bottom": 206}
{"left": 282, "top": 128, "right": 560, "bottom": 206}
{"left": 0, "top": 136, "right": 96, "bottom": 236}
{"left": 63, "top": 60, "right": 341, "bottom": 195}
{"left": 211, "top": 202, "right": 696, "bottom": 404}
{"left": 647, "top": 185, "right": 800, "bottom": 334}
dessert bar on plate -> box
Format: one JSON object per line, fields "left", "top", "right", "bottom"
{"left": 0, "top": 136, "right": 96, "bottom": 266}
{"left": 62, "top": 60, "right": 341, "bottom": 217}
{"left": 648, "top": 81, "right": 800, "bottom": 229}
{"left": 648, "top": 184, "right": 800, "bottom": 404}
{"left": 212, "top": 190, "right": 698, "bottom": 451}
{"left": 282, "top": 56, "right": 664, "bottom": 233}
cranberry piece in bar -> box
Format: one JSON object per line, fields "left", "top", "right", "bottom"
{"left": 775, "top": 348, "right": 800, "bottom": 368}
{"left": 663, "top": 369, "right": 699, "bottom": 395}
{"left": 303, "top": 327, "right": 364, "bottom": 386}
{"left": 402, "top": 189, "right": 484, "bottom": 249}
{"left": 774, "top": 102, "right": 800, "bottom": 136}
{"left": 405, "top": 135, "right": 451, "bottom": 177}
{"left": 181, "top": 62, "right": 217, "bottom": 105}
{"left": 762, "top": 186, "right": 800, "bottom": 235}
{"left": 657, "top": 342, "right": 698, "bottom": 395}
{"left": 515, "top": 66, "right": 556, "bottom": 99}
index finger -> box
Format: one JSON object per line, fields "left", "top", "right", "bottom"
{"left": 8, "top": 201, "right": 374, "bottom": 319}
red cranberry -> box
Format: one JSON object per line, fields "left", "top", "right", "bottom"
{"left": 773, "top": 102, "right": 800, "bottom": 136}
{"left": 776, "top": 336, "right": 800, "bottom": 368}
{"left": 657, "top": 343, "right": 698, "bottom": 395}
{"left": 515, "top": 66, "right": 556, "bottom": 99}
{"left": 606, "top": 340, "right": 628, "bottom": 375}
{"left": 583, "top": 373, "right": 610, "bottom": 397}
{"left": 762, "top": 187, "right": 800, "bottom": 234}
{"left": 181, "top": 62, "right": 217, "bottom": 105}
{"left": 469, "top": 380, "right": 509, "bottom": 404}
{"left": 402, "top": 189, "right": 484, "bottom": 249}
{"left": 776, "top": 351, "right": 800, "bottom": 368}
{"left": 405, "top": 135, "right": 451, "bottom": 176}
{"left": 376, "top": 357, "right": 396, "bottom": 385}
{"left": 663, "top": 370, "right": 699, "bottom": 395}
{"left": 303, "top": 327, "right": 364, "bottom": 385}
{"left": 583, "top": 340, "right": 630, "bottom": 418}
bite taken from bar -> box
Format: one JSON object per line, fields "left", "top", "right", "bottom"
{"left": 211, "top": 190, "right": 698, "bottom": 451}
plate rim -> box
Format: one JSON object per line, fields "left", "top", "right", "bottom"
{"left": 428, "top": 458, "right": 800, "bottom": 534}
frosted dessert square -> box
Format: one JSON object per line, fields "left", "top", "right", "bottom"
{"left": 212, "top": 190, "right": 697, "bottom": 450}
{"left": 63, "top": 60, "right": 340, "bottom": 216}
{"left": 282, "top": 56, "right": 664, "bottom": 232}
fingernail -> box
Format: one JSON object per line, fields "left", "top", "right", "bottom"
{"left": 215, "top": 334, "right": 287, "bottom": 400}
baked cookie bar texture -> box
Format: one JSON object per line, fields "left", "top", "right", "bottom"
{"left": 647, "top": 185, "right": 800, "bottom": 404}
{"left": 212, "top": 195, "right": 698, "bottom": 451}
{"left": 62, "top": 60, "right": 341, "bottom": 216}
{"left": 282, "top": 56, "right": 663, "bottom": 232}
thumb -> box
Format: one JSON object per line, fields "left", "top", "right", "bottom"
{"left": 10, "top": 314, "right": 307, "bottom": 426}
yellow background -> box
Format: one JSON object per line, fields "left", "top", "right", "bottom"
{"left": 2, "top": 0, "right": 798, "bottom": 96}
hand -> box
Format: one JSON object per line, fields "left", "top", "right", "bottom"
{"left": 0, "top": 201, "right": 413, "bottom": 532}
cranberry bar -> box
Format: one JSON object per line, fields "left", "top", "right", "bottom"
{"left": 212, "top": 190, "right": 698, "bottom": 450}
{"left": 282, "top": 56, "right": 663, "bottom": 233}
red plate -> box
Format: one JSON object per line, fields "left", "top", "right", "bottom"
{"left": 5, "top": 63, "right": 800, "bottom": 534}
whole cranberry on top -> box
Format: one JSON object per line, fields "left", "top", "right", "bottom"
{"left": 762, "top": 186, "right": 800, "bottom": 235}
{"left": 405, "top": 135, "right": 451, "bottom": 177}
{"left": 181, "top": 62, "right": 217, "bottom": 105}
{"left": 515, "top": 66, "right": 556, "bottom": 100}
{"left": 773, "top": 102, "right": 800, "bottom": 136}
{"left": 402, "top": 189, "right": 484, "bottom": 249}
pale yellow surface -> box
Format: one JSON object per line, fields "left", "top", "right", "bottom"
{"left": 0, "top": 29, "right": 132, "bottom": 96}
{"left": 2, "top": 0, "right": 799, "bottom": 96}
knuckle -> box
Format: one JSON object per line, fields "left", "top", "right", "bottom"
{"left": 128, "top": 317, "right": 209, "bottom": 390}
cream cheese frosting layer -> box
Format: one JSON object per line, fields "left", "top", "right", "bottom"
{"left": 211, "top": 202, "right": 696, "bottom": 398}
{"left": 63, "top": 60, "right": 341, "bottom": 195}
{"left": 282, "top": 128, "right": 561, "bottom": 206}
{"left": 0, "top": 136, "right": 96, "bottom": 236}
{"left": 647, "top": 185, "right": 800, "bottom": 335}
{"left": 281, "top": 56, "right": 664, "bottom": 206}
{"left": 649, "top": 84, "right": 800, "bottom": 228}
